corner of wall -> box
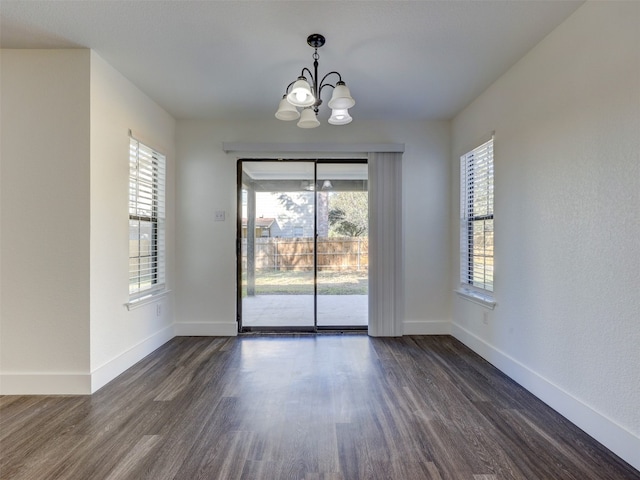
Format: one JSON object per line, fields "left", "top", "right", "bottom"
{"left": 403, "top": 320, "right": 451, "bottom": 335}
{"left": 90, "top": 324, "right": 175, "bottom": 393}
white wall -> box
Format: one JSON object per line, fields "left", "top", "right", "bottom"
{"left": 0, "top": 50, "right": 91, "bottom": 394}
{"left": 89, "top": 52, "right": 176, "bottom": 392}
{"left": 451, "top": 1, "right": 640, "bottom": 469}
{"left": 175, "top": 120, "right": 451, "bottom": 335}
{"left": 0, "top": 49, "right": 176, "bottom": 394}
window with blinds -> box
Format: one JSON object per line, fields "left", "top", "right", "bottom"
{"left": 460, "top": 138, "right": 494, "bottom": 292}
{"left": 129, "top": 137, "right": 166, "bottom": 299}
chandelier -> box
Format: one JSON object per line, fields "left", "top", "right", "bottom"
{"left": 275, "top": 34, "right": 355, "bottom": 128}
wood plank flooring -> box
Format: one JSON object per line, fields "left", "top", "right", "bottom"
{"left": 1, "top": 335, "right": 638, "bottom": 480}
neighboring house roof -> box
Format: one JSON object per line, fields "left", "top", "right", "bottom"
{"left": 242, "top": 218, "right": 275, "bottom": 229}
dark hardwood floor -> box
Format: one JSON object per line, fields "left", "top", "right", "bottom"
{"left": 1, "top": 335, "right": 638, "bottom": 480}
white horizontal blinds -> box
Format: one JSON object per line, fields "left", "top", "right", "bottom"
{"left": 460, "top": 138, "right": 494, "bottom": 292}
{"left": 129, "top": 137, "right": 166, "bottom": 298}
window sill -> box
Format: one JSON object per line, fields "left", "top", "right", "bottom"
{"left": 455, "top": 288, "right": 496, "bottom": 309}
{"left": 125, "top": 289, "right": 171, "bottom": 311}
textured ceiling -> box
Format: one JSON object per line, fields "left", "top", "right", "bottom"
{"left": 0, "top": 1, "right": 584, "bottom": 121}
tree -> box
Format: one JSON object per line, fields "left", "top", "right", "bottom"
{"left": 328, "top": 191, "right": 368, "bottom": 237}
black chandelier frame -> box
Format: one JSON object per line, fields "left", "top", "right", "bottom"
{"left": 282, "top": 34, "right": 348, "bottom": 115}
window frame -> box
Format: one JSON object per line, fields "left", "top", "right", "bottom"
{"left": 128, "top": 136, "right": 166, "bottom": 302}
{"left": 460, "top": 137, "right": 494, "bottom": 295}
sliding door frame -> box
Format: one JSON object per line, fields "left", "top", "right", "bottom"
{"left": 236, "top": 158, "right": 368, "bottom": 333}
{"left": 237, "top": 158, "right": 316, "bottom": 333}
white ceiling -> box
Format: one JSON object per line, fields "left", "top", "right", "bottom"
{"left": 0, "top": 0, "right": 583, "bottom": 122}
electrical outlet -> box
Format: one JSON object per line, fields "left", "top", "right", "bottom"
{"left": 156, "top": 304, "right": 162, "bottom": 317}
{"left": 214, "top": 210, "right": 225, "bottom": 221}
{"left": 482, "top": 311, "right": 489, "bottom": 325}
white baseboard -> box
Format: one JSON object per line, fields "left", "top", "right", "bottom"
{"left": 0, "top": 373, "right": 92, "bottom": 395}
{"left": 403, "top": 319, "right": 451, "bottom": 335}
{"left": 174, "top": 322, "right": 238, "bottom": 337}
{"left": 0, "top": 321, "right": 237, "bottom": 395}
{"left": 451, "top": 322, "right": 640, "bottom": 472}
{"left": 90, "top": 325, "right": 175, "bottom": 393}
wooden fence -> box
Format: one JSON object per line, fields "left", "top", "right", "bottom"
{"left": 241, "top": 237, "right": 368, "bottom": 271}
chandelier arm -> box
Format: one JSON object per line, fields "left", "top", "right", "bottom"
{"left": 318, "top": 83, "right": 335, "bottom": 99}
{"left": 318, "top": 71, "right": 343, "bottom": 90}
{"left": 300, "top": 67, "right": 316, "bottom": 85}
{"left": 283, "top": 80, "right": 296, "bottom": 95}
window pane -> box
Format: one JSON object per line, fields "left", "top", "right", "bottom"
{"left": 139, "top": 221, "right": 153, "bottom": 256}
{"left": 129, "top": 219, "right": 140, "bottom": 257}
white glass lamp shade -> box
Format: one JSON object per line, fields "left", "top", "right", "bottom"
{"left": 275, "top": 95, "right": 300, "bottom": 121}
{"left": 328, "top": 82, "right": 355, "bottom": 109}
{"left": 297, "top": 107, "right": 321, "bottom": 128}
{"left": 328, "top": 108, "right": 352, "bottom": 125}
{"left": 287, "top": 77, "right": 315, "bottom": 107}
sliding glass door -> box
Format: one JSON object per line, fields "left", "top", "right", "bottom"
{"left": 237, "top": 159, "right": 368, "bottom": 332}
{"left": 316, "top": 161, "right": 368, "bottom": 327}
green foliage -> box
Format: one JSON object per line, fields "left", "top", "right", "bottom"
{"left": 328, "top": 191, "right": 368, "bottom": 237}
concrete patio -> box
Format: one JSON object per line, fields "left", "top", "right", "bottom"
{"left": 241, "top": 294, "right": 368, "bottom": 328}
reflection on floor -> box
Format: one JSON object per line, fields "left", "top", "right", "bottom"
{"left": 242, "top": 294, "right": 368, "bottom": 327}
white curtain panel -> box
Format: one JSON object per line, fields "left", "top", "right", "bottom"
{"left": 368, "top": 152, "right": 404, "bottom": 336}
